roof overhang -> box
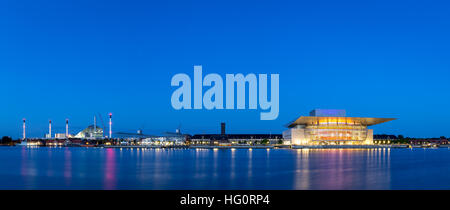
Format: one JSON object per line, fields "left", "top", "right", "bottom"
{"left": 287, "top": 116, "right": 396, "bottom": 128}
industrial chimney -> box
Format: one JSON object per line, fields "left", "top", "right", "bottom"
{"left": 66, "top": 119, "right": 69, "bottom": 138}
{"left": 49, "top": 120, "right": 52, "bottom": 139}
{"left": 94, "top": 115, "right": 97, "bottom": 135}
{"left": 22, "top": 118, "right": 26, "bottom": 140}
{"left": 221, "top": 122, "right": 226, "bottom": 135}
{"left": 109, "top": 113, "right": 112, "bottom": 139}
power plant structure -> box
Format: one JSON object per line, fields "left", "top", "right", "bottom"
{"left": 22, "top": 118, "right": 26, "bottom": 140}
{"left": 20, "top": 113, "right": 113, "bottom": 140}
{"left": 46, "top": 120, "right": 52, "bottom": 139}
{"left": 74, "top": 125, "right": 103, "bottom": 139}
{"left": 66, "top": 119, "right": 69, "bottom": 138}
{"left": 109, "top": 113, "right": 112, "bottom": 139}
{"left": 74, "top": 115, "right": 105, "bottom": 139}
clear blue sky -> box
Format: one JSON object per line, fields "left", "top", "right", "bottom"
{"left": 1, "top": 0, "right": 449, "bottom": 138}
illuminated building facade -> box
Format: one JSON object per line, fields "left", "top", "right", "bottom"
{"left": 75, "top": 125, "right": 104, "bottom": 139}
{"left": 283, "top": 109, "right": 395, "bottom": 145}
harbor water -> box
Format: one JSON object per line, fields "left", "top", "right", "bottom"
{"left": 1, "top": 146, "right": 450, "bottom": 190}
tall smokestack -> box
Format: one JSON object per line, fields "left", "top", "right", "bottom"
{"left": 49, "top": 120, "right": 52, "bottom": 139}
{"left": 22, "top": 118, "right": 26, "bottom": 140}
{"left": 221, "top": 122, "right": 226, "bottom": 135}
{"left": 109, "top": 113, "right": 112, "bottom": 139}
{"left": 66, "top": 119, "right": 69, "bottom": 138}
{"left": 94, "top": 115, "right": 97, "bottom": 135}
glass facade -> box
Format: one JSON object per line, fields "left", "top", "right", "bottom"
{"left": 306, "top": 117, "right": 368, "bottom": 143}
{"left": 284, "top": 110, "right": 395, "bottom": 146}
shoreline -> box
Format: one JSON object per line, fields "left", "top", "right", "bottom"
{"left": 5, "top": 144, "right": 448, "bottom": 149}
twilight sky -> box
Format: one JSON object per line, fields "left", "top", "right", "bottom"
{"left": 1, "top": 0, "right": 449, "bottom": 138}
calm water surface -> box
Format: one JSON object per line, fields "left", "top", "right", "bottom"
{"left": 1, "top": 147, "right": 450, "bottom": 190}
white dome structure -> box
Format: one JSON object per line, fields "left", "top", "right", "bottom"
{"left": 75, "top": 125, "right": 104, "bottom": 139}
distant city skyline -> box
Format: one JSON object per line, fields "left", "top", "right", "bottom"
{"left": 1, "top": 0, "right": 450, "bottom": 138}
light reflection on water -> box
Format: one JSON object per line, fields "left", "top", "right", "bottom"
{"left": 293, "top": 148, "right": 391, "bottom": 190}
{"left": 104, "top": 148, "right": 116, "bottom": 190}
{"left": 1, "top": 147, "right": 450, "bottom": 190}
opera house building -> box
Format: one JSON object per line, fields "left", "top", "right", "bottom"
{"left": 283, "top": 109, "right": 395, "bottom": 145}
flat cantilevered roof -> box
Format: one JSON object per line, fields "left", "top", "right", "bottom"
{"left": 287, "top": 116, "right": 396, "bottom": 128}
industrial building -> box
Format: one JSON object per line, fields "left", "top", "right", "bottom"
{"left": 190, "top": 123, "right": 283, "bottom": 145}
{"left": 283, "top": 109, "right": 395, "bottom": 145}
{"left": 75, "top": 125, "right": 104, "bottom": 139}
{"left": 73, "top": 115, "right": 109, "bottom": 139}
{"left": 140, "top": 135, "right": 187, "bottom": 145}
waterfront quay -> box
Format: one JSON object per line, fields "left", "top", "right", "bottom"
{"left": 12, "top": 110, "right": 449, "bottom": 149}
{"left": 292, "top": 145, "right": 408, "bottom": 149}
{"left": 11, "top": 138, "right": 446, "bottom": 150}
